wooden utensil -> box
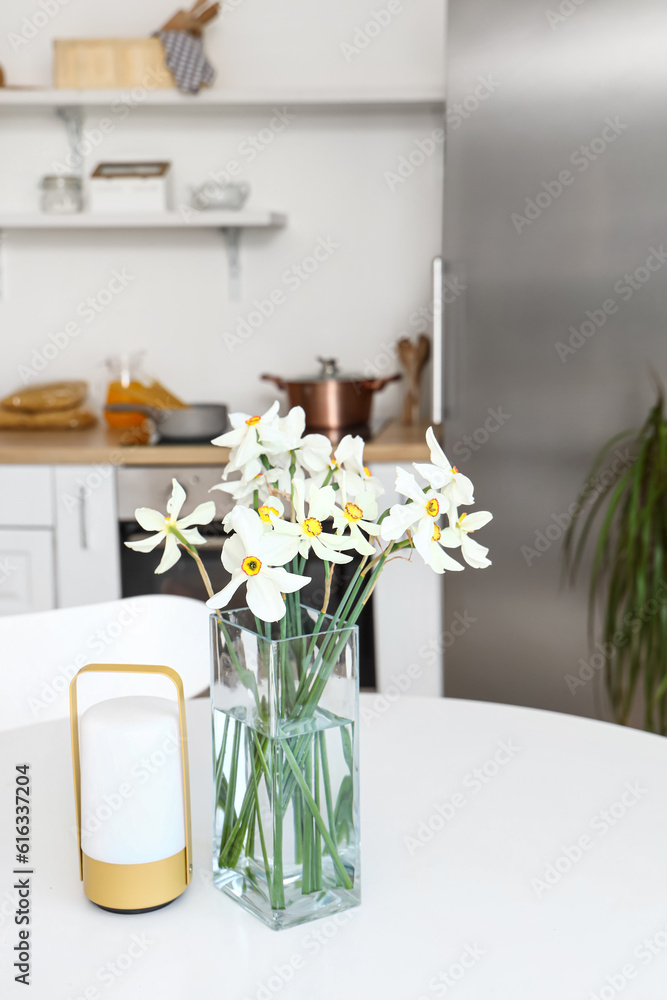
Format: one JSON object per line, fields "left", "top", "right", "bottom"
{"left": 161, "top": 0, "right": 220, "bottom": 36}
{"left": 397, "top": 335, "right": 431, "bottom": 425}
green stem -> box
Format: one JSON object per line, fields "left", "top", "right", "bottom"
{"left": 214, "top": 714, "right": 231, "bottom": 808}
{"left": 283, "top": 740, "right": 352, "bottom": 890}
{"left": 293, "top": 788, "right": 303, "bottom": 865}
{"left": 218, "top": 720, "right": 241, "bottom": 866}
{"left": 171, "top": 526, "right": 215, "bottom": 599}
{"left": 319, "top": 730, "right": 337, "bottom": 847}
{"left": 248, "top": 735, "right": 274, "bottom": 905}
{"left": 303, "top": 742, "right": 315, "bottom": 894}
{"left": 273, "top": 744, "right": 286, "bottom": 909}
{"left": 245, "top": 801, "right": 256, "bottom": 858}
{"left": 313, "top": 737, "right": 322, "bottom": 890}
{"left": 219, "top": 732, "right": 270, "bottom": 868}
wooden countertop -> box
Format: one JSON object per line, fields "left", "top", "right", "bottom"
{"left": 0, "top": 419, "right": 433, "bottom": 466}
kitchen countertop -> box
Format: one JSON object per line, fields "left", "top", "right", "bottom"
{"left": 0, "top": 419, "right": 434, "bottom": 466}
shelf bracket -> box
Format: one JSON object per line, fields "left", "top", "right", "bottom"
{"left": 222, "top": 226, "right": 242, "bottom": 300}
{"left": 55, "top": 106, "right": 84, "bottom": 176}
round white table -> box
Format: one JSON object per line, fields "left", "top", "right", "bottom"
{"left": 1, "top": 696, "right": 667, "bottom": 999}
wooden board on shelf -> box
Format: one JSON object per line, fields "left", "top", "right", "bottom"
{"left": 53, "top": 38, "right": 175, "bottom": 90}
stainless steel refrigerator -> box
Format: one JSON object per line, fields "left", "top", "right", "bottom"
{"left": 439, "top": 0, "right": 667, "bottom": 720}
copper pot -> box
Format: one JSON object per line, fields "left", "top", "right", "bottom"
{"left": 262, "top": 358, "right": 401, "bottom": 431}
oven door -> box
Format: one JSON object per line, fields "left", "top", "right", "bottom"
{"left": 120, "top": 518, "right": 229, "bottom": 600}
{"left": 118, "top": 466, "right": 232, "bottom": 602}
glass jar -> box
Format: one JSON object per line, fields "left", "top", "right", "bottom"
{"left": 40, "top": 175, "right": 83, "bottom": 214}
{"left": 104, "top": 352, "right": 149, "bottom": 428}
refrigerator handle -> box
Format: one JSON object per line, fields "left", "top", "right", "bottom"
{"left": 431, "top": 256, "right": 444, "bottom": 426}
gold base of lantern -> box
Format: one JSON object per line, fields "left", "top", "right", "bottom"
{"left": 83, "top": 849, "right": 188, "bottom": 912}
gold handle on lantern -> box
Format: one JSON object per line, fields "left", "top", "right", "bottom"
{"left": 69, "top": 664, "right": 192, "bottom": 887}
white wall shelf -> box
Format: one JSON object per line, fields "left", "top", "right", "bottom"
{"left": 0, "top": 87, "right": 445, "bottom": 110}
{"left": 0, "top": 211, "right": 286, "bottom": 229}
{"left": 0, "top": 211, "right": 287, "bottom": 299}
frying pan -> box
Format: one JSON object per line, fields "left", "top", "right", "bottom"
{"left": 105, "top": 403, "right": 228, "bottom": 443}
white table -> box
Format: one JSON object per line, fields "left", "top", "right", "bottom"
{"left": 2, "top": 696, "right": 667, "bottom": 999}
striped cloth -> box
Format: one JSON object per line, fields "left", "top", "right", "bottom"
{"left": 155, "top": 31, "right": 215, "bottom": 94}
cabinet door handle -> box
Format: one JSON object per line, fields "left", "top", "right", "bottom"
{"left": 431, "top": 255, "right": 444, "bottom": 425}
{"left": 78, "top": 487, "right": 88, "bottom": 551}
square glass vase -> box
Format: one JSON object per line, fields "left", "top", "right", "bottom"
{"left": 210, "top": 606, "right": 361, "bottom": 931}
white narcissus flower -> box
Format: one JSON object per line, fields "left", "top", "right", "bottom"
{"left": 413, "top": 521, "right": 465, "bottom": 575}
{"left": 262, "top": 406, "right": 332, "bottom": 476}
{"left": 413, "top": 426, "right": 475, "bottom": 507}
{"left": 212, "top": 400, "right": 280, "bottom": 480}
{"left": 125, "top": 478, "right": 216, "bottom": 575}
{"left": 272, "top": 479, "right": 354, "bottom": 564}
{"left": 222, "top": 494, "right": 285, "bottom": 532}
{"left": 211, "top": 468, "right": 279, "bottom": 508}
{"left": 331, "top": 489, "right": 381, "bottom": 557}
{"left": 207, "top": 506, "right": 310, "bottom": 622}
{"left": 257, "top": 495, "right": 286, "bottom": 524}
{"left": 440, "top": 510, "right": 493, "bottom": 569}
{"left": 380, "top": 468, "right": 448, "bottom": 543}
{"left": 317, "top": 434, "right": 384, "bottom": 498}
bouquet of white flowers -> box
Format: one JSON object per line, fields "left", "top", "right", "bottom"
{"left": 127, "top": 402, "right": 492, "bottom": 928}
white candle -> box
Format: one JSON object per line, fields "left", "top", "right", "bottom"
{"left": 79, "top": 695, "right": 186, "bottom": 866}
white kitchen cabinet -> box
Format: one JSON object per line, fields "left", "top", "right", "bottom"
{"left": 0, "top": 528, "right": 55, "bottom": 614}
{"left": 0, "top": 465, "right": 56, "bottom": 615}
{"left": 0, "top": 466, "right": 53, "bottom": 526}
{"left": 53, "top": 466, "right": 121, "bottom": 607}
{"left": 370, "top": 462, "right": 444, "bottom": 698}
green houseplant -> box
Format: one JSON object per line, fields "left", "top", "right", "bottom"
{"left": 564, "top": 389, "right": 667, "bottom": 732}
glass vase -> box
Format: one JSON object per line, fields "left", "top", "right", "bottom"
{"left": 210, "top": 606, "right": 360, "bottom": 931}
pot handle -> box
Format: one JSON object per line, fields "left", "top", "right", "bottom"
{"left": 361, "top": 373, "right": 402, "bottom": 392}
{"left": 261, "top": 374, "right": 288, "bottom": 391}
{"left": 105, "top": 403, "right": 165, "bottom": 423}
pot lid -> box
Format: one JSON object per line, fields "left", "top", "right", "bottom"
{"left": 288, "top": 357, "right": 365, "bottom": 383}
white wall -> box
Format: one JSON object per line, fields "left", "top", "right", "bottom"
{"left": 2, "top": 0, "right": 445, "bottom": 91}
{"left": 0, "top": 1, "right": 446, "bottom": 418}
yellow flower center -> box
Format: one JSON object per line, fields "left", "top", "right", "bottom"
{"left": 303, "top": 517, "right": 322, "bottom": 537}
{"left": 242, "top": 555, "right": 262, "bottom": 576}
{"left": 451, "top": 466, "right": 459, "bottom": 475}
{"left": 458, "top": 512, "right": 471, "bottom": 532}
{"left": 246, "top": 415, "right": 261, "bottom": 426}
{"left": 432, "top": 524, "right": 441, "bottom": 542}
{"left": 425, "top": 498, "right": 440, "bottom": 517}
{"left": 258, "top": 505, "right": 279, "bottom": 523}
{"left": 364, "top": 466, "right": 372, "bottom": 477}
{"left": 344, "top": 502, "right": 364, "bottom": 523}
